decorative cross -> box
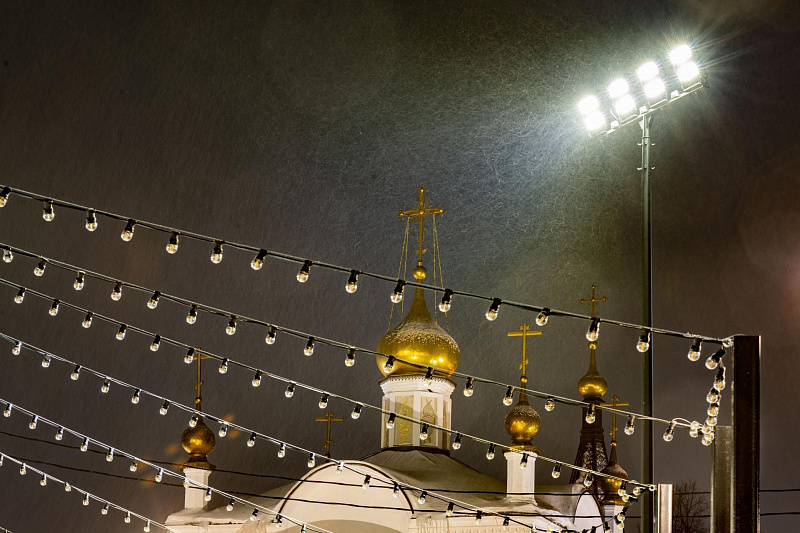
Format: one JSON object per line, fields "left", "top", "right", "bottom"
{"left": 580, "top": 284, "right": 607, "bottom": 318}
{"left": 398, "top": 187, "right": 446, "bottom": 262}
{"left": 507, "top": 323, "right": 542, "bottom": 385}
{"left": 600, "top": 395, "right": 630, "bottom": 443}
{"left": 315, "top": 411, "right": 344, "bottom": 457}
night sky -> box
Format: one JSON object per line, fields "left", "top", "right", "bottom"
{"left": 0, "top": 1, "right": 796, "bottom": 530}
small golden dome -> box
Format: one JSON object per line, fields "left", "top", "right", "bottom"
{"left": 577, "top": 344, "right": 608, "bottom": 399}
{"left": 504, "top": 393, "right": 542, "bottom": 449}
{"left": 600, "top": 442, "right": 629, "bottom": 505}
{"left": 377, "top": 276, "right": 460, "bottom": 378}
{"left": 181, "top": 417, "right": 215, "bottom": 469}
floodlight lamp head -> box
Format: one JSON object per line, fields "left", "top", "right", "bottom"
{"left": 637, "top": 61, "right": 659, "bottom": 82}
{"left": 579, "top": 96, "right": 600, "bottom": 115}
{"left": 607, "top": 79, "right": 629, "bottom": 99}
{"left": 669, "top": 44, "right": 692, "bottom": 65}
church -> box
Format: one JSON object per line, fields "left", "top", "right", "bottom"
{"left": 165, "top": 191, "right": 630, "bottom": 533}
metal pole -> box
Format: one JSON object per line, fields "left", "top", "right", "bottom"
{"left": 639, "top": 115, "right": 654, "bottom": 533}
{"left": 711, "top": 425, "right": 733, "bottom": 533}
{"left": 653, "top": 483, "right": 673, "bottom": 533}
{"left": 732, "top": 335, "right": 761, "bottom": 533}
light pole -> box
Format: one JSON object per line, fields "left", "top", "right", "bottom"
{"left": 577, "top": 44, "right": 704, "bottom": 533}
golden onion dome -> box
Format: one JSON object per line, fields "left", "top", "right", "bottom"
{"left": 181, "top": 417, "right": 215, "bottom": 469}
{"left": 600, "top": 442, "right": 629, "bottom": 505}
{"left": 577, "top": 342, "right": 608, "bottom": 399}
{"left": 504, "top": 392, "right": 542, "bottom": 450}
{"left": 376, "top": 264, "right": 460, "bottom": 378}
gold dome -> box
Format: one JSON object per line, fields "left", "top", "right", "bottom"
{"left": 504, "top": 392, "right": 542, "bottom": 450}
{"left": 577, "top": 342, "right": 608, "bottom": 399}
{"left": 376, "top": 265, "right": 460, "bottom": 377}
{"left": 181, "top": 417, "right": 215, "bottom": 469}
{"left": 600, "top": 442, "right": 629, "bottom": 505}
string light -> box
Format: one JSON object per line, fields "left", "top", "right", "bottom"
{"left": 49, "top": 299, "right": 60, "bottom": 316}
{"left": 186, "top": 305, "right": 198, "bottom": 324}
{"left": 218, "top": 424, "right": 228, "bottom": 438}
{"left": 624, "top": 415, "right": 636, "bottom": 435}
{"left": 439, "top": 289, "right": 453, "bottom": 312}
{"left": 42, "top": 355, "right": 51, "bottom": 368}
{"left": 392, "top": 483, "right": 400, "bottom": 498}
{"left": 351, "top": 404, "right": 362, "bottom": 419}
{"left": 362, "top": 475, "right": 370, "bottom": 489}
{"left": 42, "top": 200, "right": 55, "bottom": 221}
{"left": 446, "top": 502, "right": 454, "bottom": 516}
{"left": 386, "top": 413, "right": 396, "bottom": 429}
{"left": 204, "top": 488, "right": 213, "bottom": 502}
{"left": 463, "top": 377, "right": 474, "bottom": 397}
{"left": 150, "top": 335, "right": 161, "bottom": 352}
{"left": 71, "top": 365, "right": 81, "bottom": 381}
{"left": 418, "top": 491, "right": 427, "bottom": 504}
{"left": 383, "top": 356, "right": 395, "bottom": 373}
{"left": 485, "top": 298, "right": 501, "bottom": 321}
{"left": 714, "top": 366, "right": 726, "bottom": 391}
{"left": 251, "top": 249, "right": 268, "bottom": 270}
{"left": 706, "top": 388, "right": 720, "bottom": 404}
{"left": 28, "top": 414, "right": 38, "bottom": 430}
{"left": 121, "top": 219, "right": 135, "bottom": 241}
{"left": 131, "top": 389, "right": 141, "bottom": 404}
{"left": 247, "top": 432, "right": 257, "bottom": 447}
{"left": 520, "top": 453, "right": 529, "bottom": 469}
{"left": 147, "top": 291, "right": 161, "bottom": 310}
{"left": 12, "top": 341, "right": 21, "bottom": 355}
{"left": 82, "top": 493, "right": 90, "bottom": 506}
{"left": 144, "top": 520, "right": 151, "bottom": 532}
{"left": 536, "top": 308, "right": 551, "bottom": 326}
{"left": 285, "top": 383, "right": 295, "bottom": 398}
{"left": 688, "top": 338, "right": 702, "bottom": 361}
{"left": 618, "top": 481, "right": 628, "bottom": 497}
{"left": 663, "top": 420, "right": 677, "bottom": 442}
{"left": 336, "top": 462, "right": 344, "bottom": 473}
{"left": 0, "top": 187, "right": 8, "bottom": 207}
{"left": 296, "top": 260, "right": 312, "bottom": 282}
{"left": 705, "top": 348, "right": 725, "bottom": 370}
{"left": 210, "top": 241, "right": 224, "bottom": 264}
{"left": 82, "top": 312, "right": 93, "bottom": 328}
{"left": 2, "top": 247, "right": 12, "bottom": 263}
{"left": 586, "top": 318, "right": 600, "bottom": 341}
{"left": 545, "top": 396, "right": 555, "bottom": 411}
{"left": 102, "top": 503, "right": 109, "bottom": 515}
{"left": 503, "top": 386, "right": 514, "bottom": 406}
{"left": 189, "top": 415, "right": 199, "bottom": 428}
{"left": 345, "top": 347, "right": 356, "bottom": 367}
{"left": 266, "top": 325, "right": 277, "bottom": 344}
{"left": 116, "top": 324, "right": 127, "bottom": 340}
{"left": 106, "top": 448, "right": 114, "bottom": 462}
{"left": 101, "top": 379, "right": 111, "bottom": 393}
{"left": 307, "top": 453, "right": 315, "bottom": 468}
{"left": 250, "top": 509, "right": 259, "bottom": 521}
{"left": 486, "top": 444, "right": 495, "bottom": 460}
{"left": 424, "top": 367, "right": 434, "bottom": 385}
{"left": 706, "top": 415, "right": 718, "bottom": 427}
{"left": 583, "top": 473, "right": 594, "bottom": 487}
{"left": 63, "top": 482, "right": 70, "bottom": 491}
{"left": 586, "top": 404, "right": 596, "bottom": 424}
{"left": 184, "top": 348, "right": 195, "bottom": 364}
{"left": 130, "top": 460, "right": 139, "bottom": 472}
{"left": 80, "top": 437, "right": 89, "bottom": 452}
{"left": 125, "top": 511, "right": 132, "bottom": 523}
{"left": 252, "top": 370, "right": 262, "bottom": 387}
{"left": 475, "top": 510, "right": 483, "bottom": 524}
{"left": 318, "top": 394, "right": 329, "bottom": 409}
{"left": 111, "top": 281, "right": 123, "bottom": 301}
{"left": 702, "top": 433, "right": 715, "bottom": 446}
{"left": 166, "top": 232, "right": 179, "bottom": 254}
{"left": 219, "top": 358, "right": 229, "bottom": 374}
{"left": 552, "top": 463, "right": 561, "bottom": 478}
{"left": 73, "top": 272, "right": 85, "bottom": 291}
{"left": 278, "top": 443, "right": 286, "bottom": 458}
{"left": 452, "top": 433, "right": 462, "bottom": 449}
{"left": 390, "top": 280, "right": 406, "bottom": 303}
{"left": 689, "top": 421, "right": 701, "bottom": 438}
{"left": 226, "top": 499, "right": 235, "bottom": 511}
{"left": 19, "top": 463, "right": 26, "bottom": 475}
{"left": 85, "top": 209, "right": 98, "bottom": 231}
{"left": 502, "top": 517, "right": 510, "bottom": 529}
{"left": 304, "top": 337, "right": 315, "bottom": 356}
{"left": 14, "top": 287, "right": 25, "bottom": 302}
{"left": 707, "top": 402, "right": 719, "bottom": 417}
{"left": 226, "top": 316, "right": 237, "bottom": 335}
{"left": 155, "top": 469, "right": 163, "bottom": 482}
{"left": 636, "top": 330, "right": 651, "bottom": 352}
{"left": 55, "top": 427, "right": 63, "bottom": 440}
{"left": 419, "top": 424, "right": 429, "bottom": 440}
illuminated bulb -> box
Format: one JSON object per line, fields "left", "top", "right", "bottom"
{"left": 121, "top": 219, "right": 136, "bottom": 241}
{"left": 150, "top": 335, "right": 161, "bottom": 351}
{"left": 439, "top": 289, "right": 453, "bottom": 312}
{"left": 503, "top": 386, "right": 514, "bottom": 406}
{"left": 252, "top": 370, "right": 262, "bottom": 387}
{"left": 677, "top": 61, "right": 700, "bottom": 83}
{"left": 419, "top": 424, "right": 429, "bottom": 440}
{"left": 583, "top": 473, "right": 594, "bottom": 487}
{"left": 42, "top": 355, "right": 51, "bottom": 368}
{"left": 485, "top": 298, "right": 501, "bottom": 321}
{"left": 219, "top": 358, "right": 228, "bottom": 374}
{"left": 42, "top": 200, "right": 55, "bottom": 221}
{"left": 336, "top": 462, "right": 344, "bottom": 473}
{"left": 714, "top": 366, "right": 726, "bottom": 391}
{"left": 689, "top": 421, "right": 701, "bottom": 438}
{"left": 29, "top": 415, "right": 38, "bottom": 430}
{"left": 705, "top": 348, "right": 725, "bottom": 370}
{"left": 545, "top": 396, "right": 555, "bottom": 411}
{"left": 12, "top": 341, "right": 21, "bottom": 355}
{"left": 383, "top": 356, "right": 395, "bottom": 373}
{"left": 2, "top": 247, "right": 12, "bottom": 263}
{"left": 125, "top": 511, "right": 131, "bottom": 523}
{"left": 3, "top": 403, "right": 11, "bottom": 417}
{"left": 670, "top": 44, "right": 692, "bottom": 65}
{"left": 463, "top": 377, "right": 474, "bottom": 397}
{"left": 585, "top": 404, "right": 596, "bottom": 424}
{"left": 247, "top": 432, "right": 257, "bottom": 447}
{"left": 251, "top": 249, "right": 268, "bottom": 270}
{"left": 318, "top": 393, "right": 329, "bottom": 409}
{"left": 183, "top": 477, "right": 190, "bottom": 488}
{"left": 226, "top": 499, "right": 235, "bottom": 511}
{"left": 184, "top": 348, "right": 195, "bottom": 364}
{"left": 106, "top": 448, "right": 114, "bottom": 462}
{"left": 706, "top": 416, "right": 718, "bottom": 427}
{"left": 637, "top": 61, "right": 659, "bottom": 82}
{"left": 663, "top": 421, "right": 677, "bottom": 442}
{"left": 218, "top": 424, "right": 228, "bottom": 437}
{"left": 101, "top": 379, "right": 111, "bottom": 393}
{"left": 155, "top": 469, "right": 163, "bottom": 482}
{"left": 607, "top": 78, "right": 629, "bottom": 98}
{"left": 706, "top": 388, "right": 720, "bottom": 404}
{"left": 116, "top": 324, "right": 127, "bottom": 340}
{"left": 266, "top": 325, "right": 277, "bottom": 344}
{"left": 446, "top": 502, "right": 454, "bottom": 516}
{"left": 636, "top": 330, "right": 651, "bottom": 352}
{"left": 296, "top": 260, "right": 312, "bottom": 282}
{"left": 186, "top": 305, "right": 198, "bottom": 324}
{"left": 424, "top": 367, "right": 433, "bottom": 385}
{"left": 55, "top": 427, "right": 63, "bottom": 440}
{"left": 34, "top": 259, "right": 46, "bottom": 276}
{"left": 307, "top": 453, "right": 315, "bottom": 468}
{"left": 619, "top": 481, "right": 628, "bottom": 497}
{"left": 392, "top": 483, "right": 400, "bottom": 498}
{"left": 210, "top": 241, "right": 224, "bottom": 264}
{"left": 144, "top": 520, "right": 151, "bottom": 532}
{"left": 624, "top": 415, "right": 636, "bottom": 435}
{"left": 275, "top": 515, "right": 283, "bottom": 527}
{"left": 189, "top": 415, "right": 199, "bottom": 428}
{"left": 130, "top": 460, "right": 138, "bottom": 472}
{"left": 277, "top": 443, "right": 286, "bottom": 458}
{"left": 102, "top": 503, "right": 110, "bottom": 515}
{"left": 390, "top": 279, "right": 406, "bottom": 303}
{"left": 486, "top": 444, "right": 495, "bottom": 460}
{"left": 520, "top": 453, "right": 529, "bottom": 469}
{"left": 131, "top": 388, "right": 141, "bottom": 404}
{"left": 111, "top": 282, "right": 123, "bottom": 301}
{"left": 285, "top": 383, "right": 295, "bottom": 398}
{"left": 49, "top": 299, "right": 60, "bottom": 316}
{"left": 0, "top": 187, "right": 9, "bottom": 207}
{"left": 71, "top": 365, "right": 82, "bottom": 380}
{"left": 552, "top": 463, "right": 561, "bottom": 479}
{"left": 418, "top": 491, "right": 427, "bottom": 504}
{"left": 250, "top": 509, "right": 259, "bottom": 521}
{"left": 345, "top": 347, "right": 356, "bottom": 367}
{"left": 80, "top": 437, "right": 89, "bottom": 452}
{"left": 475, "top": 511, "right": 482, "bottom": 524}
{"left": 304, "top": 337, "right": 315, "bottom": 356}
{"left": 83, "top": 494, "right": 90, "bottom": 506}
{"left": 204, "top": 489, "right": 212, "bottom": 502}
{"left": 19, "top": 463, "right": 26, "bottom": 475}
{"left": 63, "top": 482, "right": 70, "bottom": 491}
{"left": 702, "top": 433, "right": 714, "bottom": 446}
{"left": 82, "top": 312, "right": 93, "bottom": 328}
{"left": 73, "top": 272, "right": 85, "bottom": 290}
{"left": 351, "top": 404, "right": 362, "bottom": 419}
{"left": 452, "top": 433, "right": 462, "bottom": 450}
{"left": 166, "top": 232, "right": 179, "bottom": 254}
{"left": 386, "top": 413, "right": 396, "bottom": 429}
{"left": 586, "top": 318, "right": 600, "bottom": 341}
{"left": 536, "top": 308, "right": 550, "bottom": 326}
{"left": 362, "top": 475, "right": 371, "bottom": 489}
{"left": 644, "top": 78, "right": 666, "bottom": 99}
{"left": 688, "top": 338, "right": 702, "bottom": 361}
{"left": 147, "top": 291, "right": 161, "bottom": 309}
{"left": 707, "top": 402, "right": 719, "bottom": 417}
{"left": 14, "top": 287, "right": 25, "bottom": 303}
{"left": 226, "top": 316, "right": 237, "bottom": 335}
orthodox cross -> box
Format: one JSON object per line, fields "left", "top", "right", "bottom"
{"left": 507, "top": 323, "right": 542, "bottom": 385}
{"left": 315, "top": 411, "right": 343, "bottom": 457}
{"left": 580, "top": 284, "right": 607, "bottom": 318}
{"left": 600, "top": 395, "right": 630, "bottom": 443}
{"left": 398, "top": 187, "right": 446, "bottom": 262}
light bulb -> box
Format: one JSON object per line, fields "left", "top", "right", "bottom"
{"left": 307, "top": 453, "right": 315, "bottom": 468}
{"left": 101, "top": 379, "right": 111, "bottom": 393}
{"left": 390, "top": 279, "right": 406, "bottom": 303}
{"left": 636, "top": 330, "right": 651, "bottom": 352}
{"left": 186, "top": 305, "right": 198, "bottom": 324}
{"left": 275, "top": 515, "right": 283, "bottom": 528}
{"left": 689, "top": 421, "right": 701, "bottom": 438}
{"left": 285, "top": 383, "right": 295, "bottom": 398}
{"left": 446, "top": 502, "right": 454, "bottom": 516}
{"left": 2, "top": 247, "right": 12, "bottom": 263}
{"left": 624, "top": 415, "right": 636, "bottom": 435}
{"left": 183, "top": 477, "right": 190, "bottom": 488}
{"left": 251, "top": 249, "right": 268, "bottom": 270}
{"left": 345, "top": 347, "right": 356, "bottom": 367}
{"left": 29, "top": 414, "right": 38, "bottom": 430}
{"left": 418, "top": 491, "right": 427, "bottom": 504}
{"left": 49, "top": 299, "right": 60, "bottom": 316}
{"left": 383, "top": 356, "right": 395, "bottom": 373}
{"left": 536, "top": 308, "right": 551, "bottom": 327}
{"left": 296, "top": 260, "right": 312, "bottom": 282}
{"left": 12, "top": 341, "right": 21, "bottom": 355}
{"left": 121, "top": 219, "right": 135, "bottom": 241}
{"left": 55, "top": 427, "right": 63, "bottom": 440}
{"left": 166, "top": 232, "right": 179, "bottom": 254}
{"left": 486, "top": 444, "right": 495, "bottom": 460}
{"left": 452, "top": 433, "right": 462, "bottom": 450}
{"left": 393, "top": 483, "right": 400, "bottom": 498}
{"left": 226, "top": 499, "right": 235, "bottom": 511}
{"left": 520, "top": 453, "right": 529, "bottom": 469}
{"left": 14, "top": 287, "right": 25, "bottom": 303}
{"left": 585, "top": 404, "right": 596, "bottom": 424}
{"left": 586, "top": 318, "right": 600, "bottom": 341}
{"left": 714, "top": 367, "right": 726, "bottom": 391}
{"left": 618, "top": 481, "right": 628, "bottom": 497}
{"left": 304, "top": 337, "right": 315, "bottom": 356}
{"left": 250, "top": 509, "right": 259, "bottom": 521}
{"left": 266, "top": 325, "right": 277, "bottom": 344}
{"left": 219, "top": 358, "right": 228, "bottom": 374}
{"left": 688, "top": 338, "right": 702, "bottom": 361}
{"left": 439, "top": 289, "right": 453, "bottom": 312}
{"left": 424, "top": 367, "right": 433, "bottom": 385}
{"left": 144, "top": 520, "right": 151, "bottom": 532}
{"left": 706, "top": 416, "right": 718, "bottom": 427}
{"left": 219, "top": 424, "right": 228, "bottom": 437}
{"left": 5, "top": 403, "right": 13, "bottom": 417}
{"left": 705, "top": 348, "right": 725, "bottom": 370}
{"left": 150, "top": 335, "right": 161, "bottom": 351}
{"left": 362, "top": 475, "right": 371, "bottom": 489}
{"left": 702, "top": 433, "right": 714, "bottom": 446}
{"left": 545, "top": 396, "right": 555, "bottom": 411}
{"left": 344, "top": 269, "right": 359, "bottom": 293}
{"left": 131, "top": 389, "right": 141, "bottom": 404}
{"left": 708, "top": 402, "right": 719, "bottom": 417}
{"left": 130, "top": 460, "right": 138, "bottom": 472}
{"left": 706, "top": 388, "right": 720, "bottom": 404}
{"left": 502, "top": 517, "right": 510, "bottom": 530}
{"left": 552, "top": 463, "right": 561, "bottom": 478}
{"left": 463, "top": 377, "right": 474, "bottom": 397}
{"left": 210, "top": 241, "right": 224, "bottom": 264}
{"left": 318, "top": 394, "right": 329, "bottom": 409}
{"left": 583, "top": 473, "right": 594, "bottom": 487}
{"left": 106, "top": 448, "right": 114, "bottom": 462}
{"left": 0, "top": 187, "right": 9, "bottom": 207}
{"left": 125, "top": 511, "right": 131, "bottom": 523}
{"left": 663, "top": 421, "right": 677, "bottom": 442}
{"left": 189, "top": 415, "right": 199, "bottom": 428}
{"left": 351, "top": 404, "right": 362, "bottom": 419}
{"left": 111, "top": 282, "right": 123, "bottom": 301}
{"left": 184, "top": 348, "right": 195, "bottom": 364}
{"left": 155, "top": 469, "right": 163, "bottom": 482}
{"left": 42, "top": 355, "right": 51, "bottom": 368}
{"left": 42, "top": 200, "right": 55, "bottom": 221}
{"left": 80, "top": 437, "right": 89, "bottom": 452}
{"left": 71, "top": 365, "right": 82, "bottom": 380}
{"left": 386, "top": 413, "right": 396, "bottom": 429}
{"left": 73, "top": 272, "right": 85, "bottom": 291}
{"left": 247, "top": 432, "right": 257, "bottom": 447}
{"left": 336, "top": 461, "right": 344, "bottom": 473}
{"left": 147, "top": 291, "right": 161, "bottom": 309}
{"left": 63, "top": 482, "right": 70, "bottom": 491}
{"left": 204, "top": 489, "right": 213, "bottom": 502}
{"left": 503, "top": 386, "right": 514, "bottom": 406}
{"left": 34, "top": 259, "right": 46, "bottom": 276}
{"left": 475, "top": 511, "right": 482, "bottom": 524}
{"left": 485, "top": 298, "right": 501, "bottom": 321}
{"left": 116, "top": 324, "right": 127, "bottom": 340}
{"left": 226, "top": 316, "right": 237, "bottom": 335}
{"left": 19, "top": 463, "right": 26, "bottom": 475}
{"left": 419, "top": 423, "right": 429, "bottom": 440}
{"left": 82, "top": 312, "right": 93, "bottom": 328}
{"left": 252, "top": 370, "right": 262, "bottom": 387}
{"left": 82, "top": 494, "right": 90, "bottom": 506}
{"left": 278, "top": 443, "right": 286, "bottom": 458}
